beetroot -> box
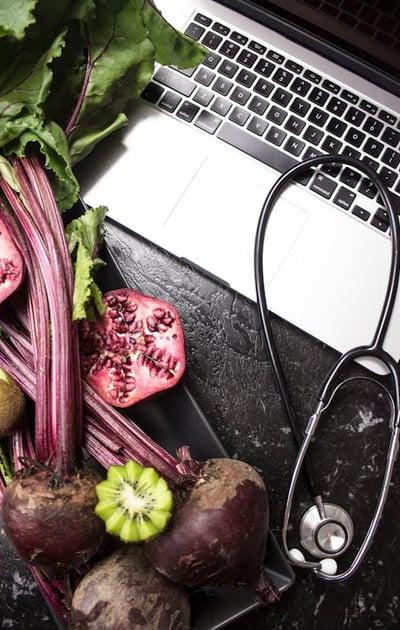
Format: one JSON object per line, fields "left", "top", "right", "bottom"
{"left": 69, "top": 545, "right": 191, "bottom": 629}
{"left": 0, "top": 212, "right": 24, "bottom": 304}
{"left": 1, "top": 467, "right": 106, "bottom": 572}
{"left": 79, "top": 289, "right": 186, "bottom": 408}
{"left": 145, "top": 457, "right": 280, "bottom": 605}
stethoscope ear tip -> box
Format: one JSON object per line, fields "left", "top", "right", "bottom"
{"left": 288, "top": 548, "right": 338, "bottom": 576}
{"left": 289, "top": 547, "right": 306, "bottom": 563}
{"left": 318, "top": 557, "right": 338, "bottom": 576}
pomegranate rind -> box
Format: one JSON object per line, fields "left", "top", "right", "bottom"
{"left": 79, "top": 288, "right": 186, "bottom": 407}
{"left": 0, "top": 216, "right": 24, "bottom": 304}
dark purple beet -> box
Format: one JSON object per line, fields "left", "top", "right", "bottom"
{"left": 145, "top": 457, "right": 280, "bottom": 605}
{"left": 1, "top": 467, "right": 106, "bottom": 572}
{"left": 69, "top": 545, "right": 191, "bottom": 629}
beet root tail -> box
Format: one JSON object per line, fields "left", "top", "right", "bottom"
{"left": 254, "top": 571, "right": 281, "bottom": 605}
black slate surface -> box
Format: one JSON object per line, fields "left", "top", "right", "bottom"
{"left": 1, "top": 217, "right": 400, "bottom": 629}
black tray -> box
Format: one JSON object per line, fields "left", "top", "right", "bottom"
{"left": 96, "top": 241, "right": 295, "bottom": 628}
{"left": 0, "top": 216, "right": 294, "bottom": 629}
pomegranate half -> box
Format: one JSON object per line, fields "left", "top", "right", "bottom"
{"left": 79, "top": 288, "right": 185, "bottom": 407}
{"left": 0, "top": 214, "right": 24, "bottom": 304}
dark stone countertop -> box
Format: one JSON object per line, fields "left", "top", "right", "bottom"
{"left": 1, "top": 219, "right": 400, "bottom": 629}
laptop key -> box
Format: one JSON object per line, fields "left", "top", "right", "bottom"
{"left": 359, "top": 178, "right": 378, "bottom": 198}
{"left": 333, "top": 186, "right": 356, "bottom": 210}
{"left": 217, "top": 121, "right": 297, "bottom": 171}
{"left": 219, "top": 59, "right": 239, "bottom": 78}
{"left": 321, "top": 135, "right": 343, "bottom": 153}
{"left": 247, "top": 116, "right": 268, "bottom": 136}
{"left": 339, "top": 167, "right": 361, "bottom": 187}
{"left": 267, "top": 105, "right": 287, "bottom": 125}
{"left": 309, "top": 87, "right": 330, "bottom": 105}
{"left": 344, "top": 127, "right": 366, "bottom": 147}
{"left": 344, "top": 106, "right": 366, "bottom": 126}
{"left": 267, "top": 126, "right": 287, "bottom": 146}
{"left": 159, "top": 91, "right": 181, "bottom": 113}
{"left": 382, "top": 148, "right": 400, "bottom": 168}
{"left": 154, "top": 67, "right": 195, "bottom": 97}
{"left": 193, "top": 87, "right": 214, "bottom": 107}
{"left": 236, "top": 68, "right": 257, "bottom": 87}
{"left": 341, "top": 89, "right": 359, "bottom": 104}
{"left": 310, "top": 173, "right": 337, "bottom": 198}
{"left": 248, "top": 95, "right": 268, "bottom": 115}
{"left": 193, "top": 13, "right": 212, "bottom": 27}
{"left": 352, "top": 205, "right": 371, "bottom": 221}
{"left": 303, "top": 125, "right": 324, "bottom": 145}
{"left": 232, "top": 31, "right": 250, "bottom": 46}
{"left": 290, "top": 97, "right": 311, "bottom": 115}
{"left": 230, "top": 86, "right": 251, "bottom": 105}
{"left": 194, "top": 110, "right": 222, "bottom": 134}
{"left": 254, "top": 59, "right": 275, "bottom": 77}
{"left": 195, "top": 67, "right": 216, "bottom": 86}
{"left": 285, "top": 59, "right": 303, "bottom": 74}
{"left": 254, "top": 77, "right": 274, "bottom": 97}
{"left": 213, "top": 76, "right": 234, "bottom": 96}
{"left": 228, "top": 106, "right": 250, "bottom": 126}
{"left": 304, "top": 69, "right": 322, "bottom": 84}
{"left": 363, "top": 116, "right": 384, "bottom": 136}
{"left": 381, "top": 127, "right": 400, "bottom": 147}
{"left": 210, "top": 96, "right": 231, "bottom": 116}
{"left": 371, "top": 211, "right": 390, "bottom": 233}
{"left": 284, "top": 136, "right": 306, "bottom": 156}
{"left": 176, "top": 101, "right": 200, "bottom": 122}
{"left": 285, "top": 115, "right": 306, "bottom": 135}
{"left": 272, "top": 68, "right": 293, "bottom": 86}
{"left": 237, "top": 50, "right": 258, "bottom": 67}
{"left": 184, "top": 23, "right": 206, "bottom": 41}
{"left": 219, "top": 40, "right": 240, "bottom": 58}
{"left": 363, "top": 137, "right": 384, "bottom": 158}
{"left": 141, "top": 81, "right": 163, "bottom": 104}
{"left": 379, "top": 166, "right": 397, "bottom": 188}
{"left": 272, "top": 87, "right": 292, "bottom": 106}
{"left": 202, "top": 51, "right": 222, "bottom": 69}
{"left": 290, "top": 77, "right": 312, "bottom": 96}
{"left": 202, "top": 31, "right": 223, "bottom": 49}
{"left": 308, "top": 107, "right": 329, "bottom": 127}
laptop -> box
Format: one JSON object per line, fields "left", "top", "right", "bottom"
{"left": 78, "top": 0, "right": 400, "bottom": 374}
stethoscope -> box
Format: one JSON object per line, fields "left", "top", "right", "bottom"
{"left": 254, "top": 154, "right": 400, "bottom": 581}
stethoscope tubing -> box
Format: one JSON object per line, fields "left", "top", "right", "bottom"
{"left": 255, "top": 153, "right": 400, "bottom": 580}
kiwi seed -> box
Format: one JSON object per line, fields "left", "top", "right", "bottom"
{"left": 95, "top": 460, "right": 173, "bottom": 543}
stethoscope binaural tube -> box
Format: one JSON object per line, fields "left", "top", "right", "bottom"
{"left": 255, "top": 154, "right": 400, "bottom": 581}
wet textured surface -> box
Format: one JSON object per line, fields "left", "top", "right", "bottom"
{"left": 2, "top": 219, "right": 400, "bottom": 629}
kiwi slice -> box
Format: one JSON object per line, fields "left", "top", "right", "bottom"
{"left": 0, "top": 368, "right": 25, "bottom": 437}
{"left": 95, "top": 460, "right": 173, "bottom": 543}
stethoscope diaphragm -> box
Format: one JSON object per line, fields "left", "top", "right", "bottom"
{"left": 299, "top": 502, "right": 354, "bottom": 559}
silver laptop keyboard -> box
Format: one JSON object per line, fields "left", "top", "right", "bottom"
{"left": 141, "top": 11, "right": 400, "bottom": 235}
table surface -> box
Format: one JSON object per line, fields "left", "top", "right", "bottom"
{"left": 1, "top": 218, "right": 400, "bottom": 629}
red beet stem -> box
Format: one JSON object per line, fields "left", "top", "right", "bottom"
{"left": 0, "top": 308, "right": 183, "bottom": 486}
{"left": 0, "top": 154, "right": 81, "bottom": 476}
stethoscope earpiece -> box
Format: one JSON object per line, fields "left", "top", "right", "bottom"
{"left": 318, "top": 557, "right": 338, "bottom": 576}
{"left": 289, "top": 548, "right": 338, "bottom": 576}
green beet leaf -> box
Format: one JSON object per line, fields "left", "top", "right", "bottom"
{"left": 0, "top": 0, "right": 206, "bottom": 320}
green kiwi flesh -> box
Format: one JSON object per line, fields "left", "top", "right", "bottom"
{"left": 95, "top": 460, "right": 173, "bottom": 542}
{"left": 0, "top": 369, "right": 25, "bottom": 437}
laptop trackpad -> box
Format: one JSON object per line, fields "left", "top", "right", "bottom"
{"left": 163, "top": 158, "right": 309, "bottom": 288}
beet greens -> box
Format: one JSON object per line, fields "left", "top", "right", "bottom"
{"left": 0, "top": 1, "right": 205, "bottom": 473}
{"left": 0, "top": 0, "right": 205, "bottom": 621}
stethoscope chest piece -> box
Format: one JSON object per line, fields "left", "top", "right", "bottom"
{"left": 299, "top": 502, "right": 354, "bottom": 559}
